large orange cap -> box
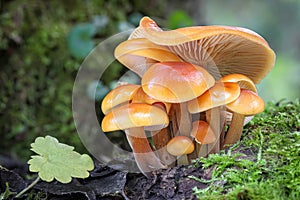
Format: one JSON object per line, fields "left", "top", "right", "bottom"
{"left": 226, "top": 89, "right": 265, "bottom": 116}
{"left": 188, "top": 82, "right": 240, "bottom": 113}
{"left": 131, "top": 17, "right": 276, "bottom": 83}
{"left": 142, "top": 62, "right": 215, "bottom": 103}
{"left": 101, "top": 103, "right": 169, "bottom": 132}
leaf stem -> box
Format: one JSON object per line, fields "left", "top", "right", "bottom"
{"left": 15, "top": 176, "right": 41, "bottom": 198}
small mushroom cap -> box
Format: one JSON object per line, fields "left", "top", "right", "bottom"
{"left": 142, "top": 62, "right": 215, "bottom": 103}
{"left": 115, "top": 38, "right": 181, "bottom": 77}
{"left": 226, "top": 89, "right": 265, "bottom": 116}
{"left": 220, "top": 74, "right": 257, "bottom": 93}
{"left": 188, "top": 82, "right": 240, "bottom": 113}
{"left": 166, "top": 136, "right": 194, "bottom": 156}
{"left": 190, "top": 120, "right": 216, "bottom": 144}
{"left": 102, "top": 103, "right": 169, "bottom": 132}
{"left": 131, "top": 17, "right": 276, "bottom": 84}
{"left": 101, "top": 84, "right": 140, "bottom": 114}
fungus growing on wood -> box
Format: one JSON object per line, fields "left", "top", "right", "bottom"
{"left": 101, "top": 16, "right": 275, "bottom": 176}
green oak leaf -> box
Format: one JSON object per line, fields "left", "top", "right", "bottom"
{"left": 28, "top": 135, "right": 94, "bottom": 184}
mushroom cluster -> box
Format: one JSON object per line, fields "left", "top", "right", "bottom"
{"left": 101, "top": 17, "right": 275, "bottom": 176}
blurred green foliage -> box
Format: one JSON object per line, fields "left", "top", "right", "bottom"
{"left": 167, "top": 10, "right": 194, "bottom": 29}
{"left": 0, "top": 0, "right": 166, "bottom": 160}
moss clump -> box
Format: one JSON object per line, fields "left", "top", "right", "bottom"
{"left": 192, "top": 99, "right": 300, "bottom": 200}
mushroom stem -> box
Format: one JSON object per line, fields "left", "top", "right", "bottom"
{"left": 222, "top": 113, "right": 245, "bottom": 148}
{"left": 205, "top": 107, "right": 222, "bottom": 155}
{"left": 168, "top": 103, "right": 192, "bottom": 165}
{"left": 125, "top": 127, "right": 166, "bottom": 177}
{"left": 174, "top": 103, "right": 192, "bottom": 165}
{"left": 177, "top": 155, "right": 189, "bottom": 166}
{"left": 151, "top": 127, "right": 176, "bottom": 167}
{"left": 177, "top": 103, "right": 192, "bottom": 136}
{"left": 218, "top": 109, "right": 227, "bottom": 146}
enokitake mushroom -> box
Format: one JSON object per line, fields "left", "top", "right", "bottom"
{"left": 129, "top": 17, "right": 275, "bottom": 84}
{"left": 218, "top": 74, "right": 264, "bottom": 147}
{"left": 101, "top": 84, "right": 175, "bottom": 172}
{"left": 102, "top": 103, "right": 169, "bottom": 176}
{"left": 130, "top": 86, "right": 175, "bottom": 166}
{"left": 187, "top": 81, "right": 241, "bottom": 153}
{"left": 125, "top": 16, "right": 274, "bottom": 154}
{"left": 108, "top": 16, "right": 275, "bottom": 173}
{"left": 142, "top": 61, "right": 215, "bottom": 162}
{"left": 223, "top": 89, "right": 265, "bottom": 146}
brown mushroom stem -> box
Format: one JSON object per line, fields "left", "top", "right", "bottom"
{"left": 222, "top": 113, "right": 245, "bottom": 148}
{"left": 187, "top": 141, "right": 199, "bottom": 160}
{"left": 151, "top": 127, "right": 176, "bottom": 167}
{"left": 178, "top": 103, "right": 192, "bottom": 136}
{"left": 191, "top": 113, "right": 204, "bottom": 159}
{"left": 219, "top": 108, "right": 227, "bottom": 149}
{"left": 125, "top": 127, "right": 166, "bottom": 177}
{"left": 219, "top": 117, "right": 227, "bottom": 147}
{"left": 176, "top": 103, "right": 192, "bottom": 165}
{"left": 177, "top": 155, "right": 189, "bottom": 166}
{"left": 205, "top": 107, "right": 221, "bottom": 155}
{"left": 168, "top": 103, "right": 192, "bottom": 165}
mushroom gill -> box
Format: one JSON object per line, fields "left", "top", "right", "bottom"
{"left": 130, "top": 17, "right": 275, "bottom": 83}
{"left": 100, "top": 16, "right": 276, "bottom": 177}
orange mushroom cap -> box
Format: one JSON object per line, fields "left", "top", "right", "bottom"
{"left": 226, "top": 89, "right": 265, "bottom": 116}
{"left": 188, "top": 82, "right": 240, "bottom": 113}
{"left": 142, "top": 62, "right": 215, "bottom": 103}
{"left": 115, "top": 38, "right": 181, "bottom": 77}
{"left": 102, "top": 103, "right": 169, "bottom": 132}
{"left": 166, "top": 136, "right": 194, "bottom": 156}
{"left": 131, "top": 17, "right": 276, "bottom": 84}
{"left": 101, "top": 84, "right": 140, "bottom": 115}
{"left": 220, "top": 73, "right": 257, "bottom": 93}
{"left": 190, "top": 120, "right": 216, "bottom": 144}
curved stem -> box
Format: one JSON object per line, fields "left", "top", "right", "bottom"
{"left": 15, "top": 176, "right": 40, "bottom": 198}
{"left": 222, "top": 112, "right": 245, "bottom": 148}
{"left": 125, "top": 127, "right": 166, "bottom": 177}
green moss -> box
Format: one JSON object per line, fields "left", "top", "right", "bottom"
{"left": 192, "top": 99, "right": 300, "bottom": 200}
{"left": 0, "top": 0, "right": 167, "bottom": 160}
